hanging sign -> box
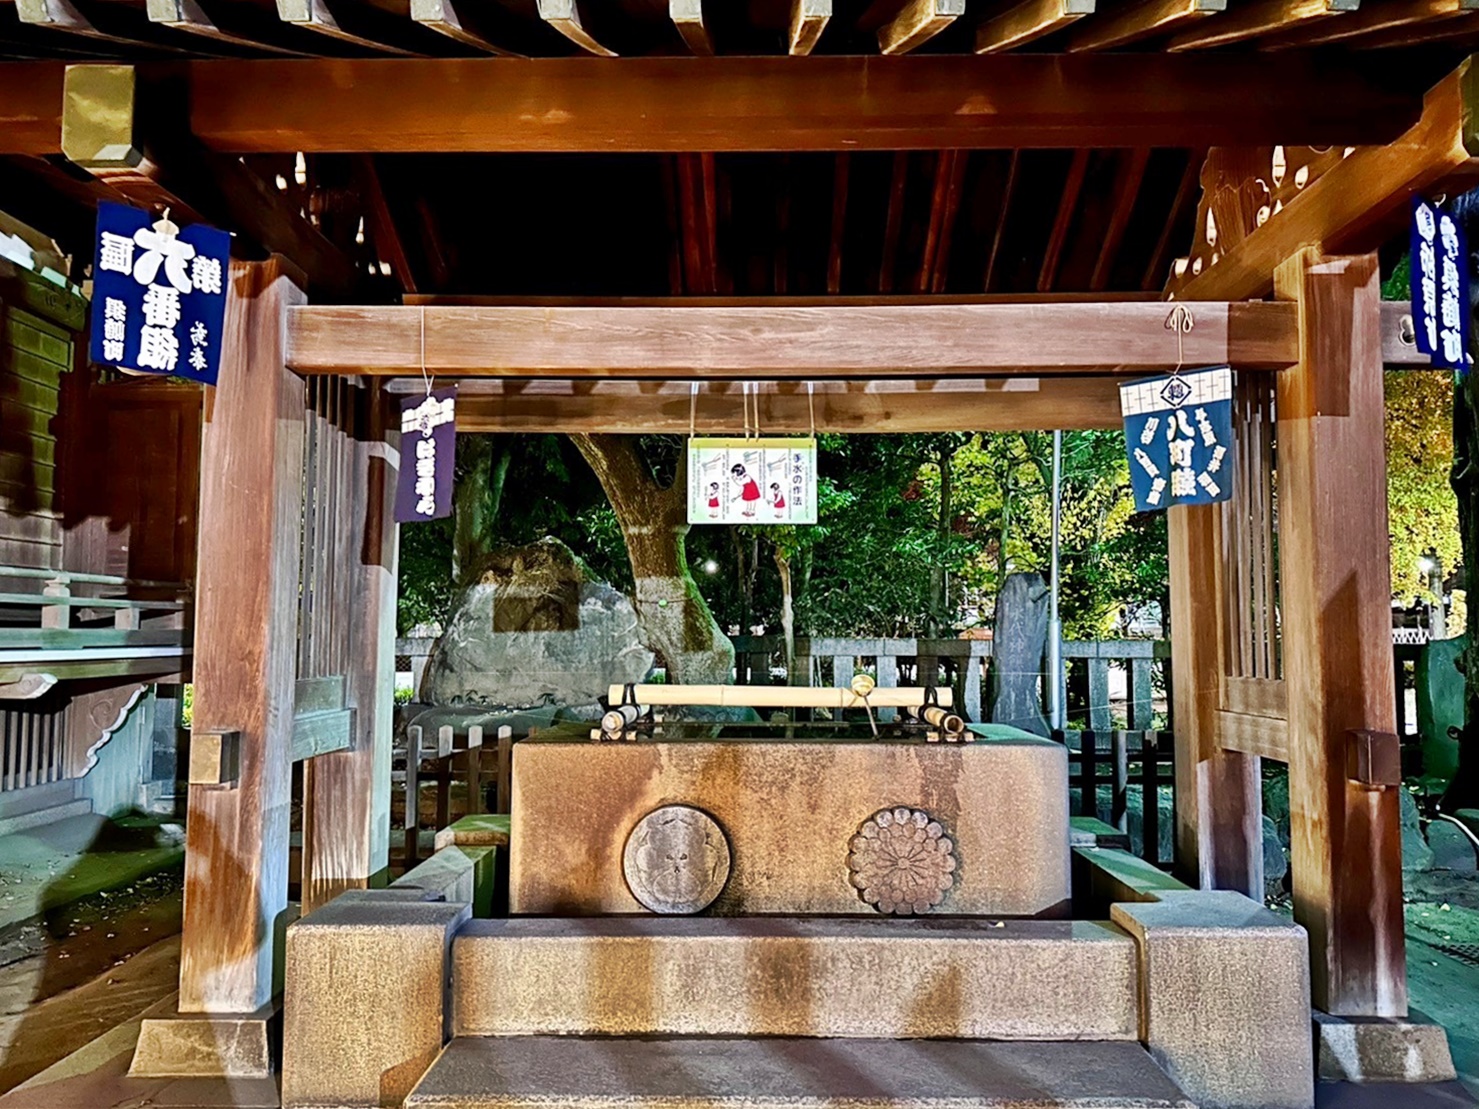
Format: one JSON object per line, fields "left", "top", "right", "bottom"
{"left": 396, "top": 387, "right": 457, "bottom": 523}
{"left": 1119, "top": 366, "right": 1234, "bottom": 513}
{"left": 1411, "top": 197, "right": 1470, "bottom": 369}
{"left": 89, "top": 202, "right": 230, "bottom": 385}
{"left": 688, "top": 437, "right": 817, "bottom": 525}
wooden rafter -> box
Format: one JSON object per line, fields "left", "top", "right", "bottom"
{"left": 1143, "top": 151, "right": 1201, "bottom": 291}
{"left": 1067, "top": 0, "right": 1223, "bottom": 51}
{"left": 16, "top": 0, "right": 189, "bottom": 54}
{"left": 1168, "top": 0, "right": 1357, "bottom": 50}
{"left": 919, "top": 150, "right": 967, "bottom": 293}
{"left": 983, "top": 150, "right": 1019, "bottom": 293}
{"left": 789, "top": 0, "right": 830, "bottom": 53}
{"left": 1347, "top": 7, "right": 1479, "bottom": 47}
{"left": 670, "top": 0, "right": 713, "bottom": 53}
{"left": 878, "top": 0, "right": 965, "bottom": 53}
{"left": 146, "top": 0, "right": 308, "bottom": 56}
{"left": 285, "top": 300, "right": 1300, "bottom": 376}
{"left": 275, "top": 0, "right": 417, "bottom": 53}
{"left": 878, "top": 151, "right": 909, "bottom": 294}
{"left": 538, "top": 0, "right": 617, "bottom": 56}
{"left": 411, "top": 0, "right": 523, "bottom": 55}
{"left": 976, "top": 0, "right": 1096, "bottom": 53}
{"left": 826, "top": 153, "right": 849, "bottom": 294}
{"left": 428, "top": 378, "right": 1131, "bottom": 434}
{"left": 353, "top": 155, "right": 416, "bottom": 294}
{"left": 1090, "top": 147, "right": 1150, "bottom": 291}
{"left": 1172, "top": 60, "right": 1479, "bottom": 301}
{"left": 1038, "top": 149, "right": 1089, "bottom": 292}
{"left": 1259, "top": 0, "right": 1477, "bottom": 48}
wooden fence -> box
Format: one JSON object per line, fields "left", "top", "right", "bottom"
{"left": 400, "top": 721, "right": 514, "bottom": 865}
{"left": 0, "top": 699, "right": 66, "bottom": 791}
{"left": 1059, "top": 728, "right": 1176, "bottom": 867}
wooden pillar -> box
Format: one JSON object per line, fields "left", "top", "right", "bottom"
{"left": 1167, "top": 504, "right": 1262, "bottom": 895}
{"left": 179, "top": 259, "right": 305, "bottom": 1014}
{"left": 1275, "top": 248, "right": 1406, "bottom": 1018}
{"left": 301, "top": 383, "right": 400, "bottom": 914}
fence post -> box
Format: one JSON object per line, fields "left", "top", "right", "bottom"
{"left": 404, "top": 724, "right": 422, "bottom": 866}
{"left": 1129, "top": 657, "right": 1154, "bottom": 730}
{"left": 1112, "top": 730, "right": 1129, "bottom": 831}
{"left": 831, "top": 655, "right": 854, "bottom": 688}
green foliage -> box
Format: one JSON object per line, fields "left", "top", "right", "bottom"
{"left": 1387, "top": 369, "right": 1462, "bottom": 605}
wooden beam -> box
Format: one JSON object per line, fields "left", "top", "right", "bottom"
{"left": 1275, "top": 249, "right": 1406, "bottom": 1018}
{"left": 1380, "top": 300, "right": 1435, "bottom": 364}
{"left": 878, "top": 0, "right": 965, "bottom": 54}
{"left": 146, "top": 0, "right": 308, "bottom": 56}
{"left": 1143, "top": 151, "right": 1201, "bottom": 291}
{"left": 0, "top": 65, "right": 64, "bottom": 156}
{"left": 179, "top": 56, "right": 1427, "bottom": 153}
{"left": 1090, "top": 147, "right": 1150, "bottom": 291}
{"left": 879, "top": 151, "right": 908, "bottom": 295}
{"left": 827, "top": 153, "right": 849, "bottom": 295}
{"left": 16, "top": 0, "right": 189, "bottom": 53}
{"left": 424, "top": 376, "right": 1125, "bottom": 433}
{"left": 1067, "top": 0, "right": 1223, "bottom": 51}
{"left": 976, "top": 0, "right": 1095, "bottom": 53}
{"left": 538, "top": 0, "right": 618, "bottom": 55}
{"left": 179, "top": 258, "right": 304, "bottom": 1014}
{"left": 1216, "top": 710, "right": 1290, "bottom": 761}
{"left": 670, "top": 0, "right": 713, "bottom": 53}
{"left": 1347, "top": 6, "right": 1479, "bottom": 46}
{"left": 411, "top": 0, "right": 523, "bottom": 55}
{"left": 61, "top": 64, "right": 359, "bottom": 297}
{"left": 1168, "top": 0, "right": 1357, "bottom": 51}
{"left": 983, "top": 150, "right": 1020, "bottom": 293}
{"left": 789, "top": 0, "right": 831, "bottom": 53}
{"left": 1038, "top": 149, "right": 1090, "bottom": 293}
{"left": 1259, "top": 0, "right": 1477, "bottom": 48}
{"left": 286, "top": 300, "right": 1299, "bottom": 376}
{"left": 274, "top": 0, "right": 418, "bottom": 54}
{"left": 1173, "top": 60, "right": 1479, "bottom": 301}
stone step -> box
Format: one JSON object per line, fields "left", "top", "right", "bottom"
{"left": 404, "top": 1037, "right": 1195, "bottom": 1109}
{"left": 452, "top": 916, "right": 1139, "bottom": 1040}
{"left": 0, "top": 798, "right": 91, "bottom": 838}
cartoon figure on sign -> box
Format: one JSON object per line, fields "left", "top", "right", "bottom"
{"left": 769, "top": 482, "right": 787, "bottom": 519}
{"left": 731, "top": 464, "right": 761, "bottom": 519}
{"left": 707, "top": 482, "right": 720, "bottom": 520}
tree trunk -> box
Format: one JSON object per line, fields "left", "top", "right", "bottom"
{"left": 572, "top": 435, "right": 734, "bottom": 685}
{"left": 775, "top": 546, "right": 794, "bottom": 684}
{"left": 452, "top": 438, "right": 511, "bottom": 584}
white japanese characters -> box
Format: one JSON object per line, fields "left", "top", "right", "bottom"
{"left": 1412, "top": 199, "right": 1469, "bottom": 369}
{"left": 400, "top": 393, "right": 456, "bottom": 519}
{"left": 1119, "top": 366, "right": 1234, "bottom": 512}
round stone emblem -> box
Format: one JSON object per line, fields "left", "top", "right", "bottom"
{"left": 622, "top": 805, "right": 731, "bottom": 914}
{"left": 847, "top": 807, "right": 957, "bottom": 915}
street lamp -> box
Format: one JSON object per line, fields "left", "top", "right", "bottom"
{"left": 1419, "top": 549, "right": 1445, "bottom": 640}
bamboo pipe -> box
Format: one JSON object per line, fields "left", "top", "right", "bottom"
{"left": 606, "top": 682, "right": 954, "bottom": 710}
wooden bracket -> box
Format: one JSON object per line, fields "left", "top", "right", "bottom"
{"left": 189, "top": 728, "right": 241, "bottom": 787}
{"left": 1346, "top": 728, "right": 1401, "bottom": 790}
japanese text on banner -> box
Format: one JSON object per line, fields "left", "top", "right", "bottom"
{"left": 1119, "top": 367, "right": 1234, "bottom": 513}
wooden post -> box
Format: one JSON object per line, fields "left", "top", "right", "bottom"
{"left": 178, "top": 259, "right": 305, "bottom": 1014}
{"left": 1167, "top": 504, "right": 1262, "bottom": 895}
{"left": 1275, "top": 249, "right": 1406, "bottom": 1017}
{"left": 301, "top": 382, "right": 399, "bottom": 914}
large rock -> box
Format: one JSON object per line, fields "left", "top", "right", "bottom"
{"left": 1428, "top": 819, "right": 1478, "bottom": 874}
{"left": 990, "top": 572, "right": 1050, "bottom": 737}
{"left": 420, "top": 539, "right": 653, "bottom": 716}
{"left": 1401, "top": 788, "right": 1435, "bottom": 872}
{"left": 1263, "top": 815, "right": 1288, "bottom": 900}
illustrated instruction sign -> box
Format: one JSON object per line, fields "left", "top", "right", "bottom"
{"left": 1411, "top": 197, "right": 1470, "bottom": 369}
{"left": 1119, "top": 367, "right": 1234, "bottom": 512}
{"left": 89, "top": 202, "right": 230, "bottom": 385}
{"left": 396, "top": 388, "right": 457, "bottom": 523}
{"left": 688, "top": 437, "right": 817, "bottom": 525}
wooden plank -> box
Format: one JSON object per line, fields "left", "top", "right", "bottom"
{"left": 611, "top": 682, "right": 953, "bottom": 709}
{"left": 670, "top": 0, "right": 713, "bottom": 53}
{"left": 287, "top": 300, "right": 1300, "bottom": 377}
{"left": 0, "top": 64, "right": 64, "bottom": 156}
{"left": 178, "top": 258, "right": 304, "bottom": 1015}
{"left": 1216, "top": 709, "right": 1290, "bottom": 760}
{"left": 1173, "top": 61, "right": 1479, "bottom": 301}
{"left": 0, "top": 653, "right": 186, "bottom": 685}
{"left": 879, "top": 0, "right": 965, "bottom": 54}
{"left": 1168, "top": 504, "right": 1263, "bottom": 895}
{"left": 1275, "top": 249, "right": 1405, "bottom": 1018}
{"left": 1068, "top": 0, "right": 1224, "bottom": 51}
{"left": 1168, "top": 0, "right": 1358, "bottom": 49}
{"left": 1223, "top": 675, "right": 1287, "bottom": 718}
{"left": 1038, "top": 149, "right": 1090, "bottom": 292}
{"left": 0, "top": 627, "right": 183, "bottom": 649}
{"left": 443, "top": 376, "right": 1126, "bottom": 433}
{"left": 789, "top": 0, "right": 831, "bottom": 53}
{"left": 537, "top": 0, "right": 617, "bottom": 55}
{"left": 290, "top": 709, "right": 354, "bottom": 761}
{"left": 1260, "top": 0, "right": 1478, "bottom": 47}
{"left": 181, "top": 56, "right": 1426, "bottom": 154}
{"left": 1090, "top": 148, "right": 1151, "bottom": 291}
{"left": 411, "top": 0, "right": 523, "bottom": 54}
{"left": 1383, "top": 298, "right": 1446, "bottom": 363}
{"left": 976, "top": 0, "right": 1096, "bottom": 53}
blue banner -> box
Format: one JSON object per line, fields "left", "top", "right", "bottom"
{"left": 396, "top": 388, "right": 457, "bottom": 523}
{"left": 89, "top": 202, "right": 231, "bottom": 385}
{"left": 1119, "top": 367, "right": 1234, "bottom": 513}
{"left": 1411, "top": 196, "right": 1470, "bottom": 370}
